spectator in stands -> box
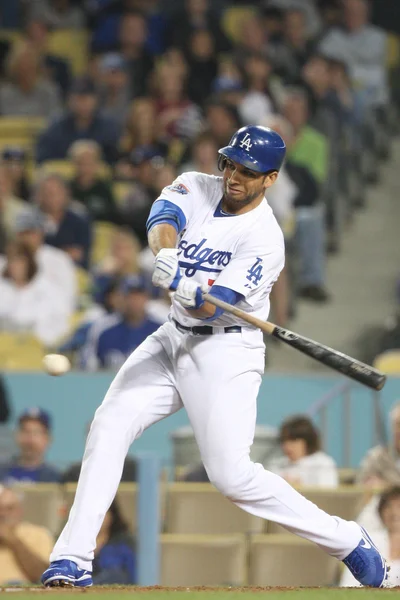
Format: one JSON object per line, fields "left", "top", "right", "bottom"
{"left": 92, "top": 227, "right": 141, "bottom": 302}
{"left": 0, "top": 165, "right": 26, "bottom": 240}
{"left": 118, "top": 11, "right": 154, "bottom": 98}
{"left": 58, "top": 277, "right": 123, "bottom": 356}
{"left": 268, "top": 0, "right": 322, "bottom": 37}
{"left": 236, "top": 13, "right": 269, "bottom": 58}
{"left": 271, "top": 8, "right": 315, "bottom": 82}
{"left": 282, "top": 87, "right": 330, "bottom": 302}
{"left": 35, "top": 172, "right": 92, "bottom": 269}
{"left": 186, "top": 29, "right": 218, "bottom": 107}
{"left": 318, "top": 0, "right": 389, "bottom": 111}
{"left": 0, "top": 408, "right": 60, "bottom": 484}
{"left": 167, "top": 0, "right": 230, "bottom": 55}
{"left": 1, "top": 147, "right": 31, "bottom": 202}
{"left": 120, "top": 146, "right": 163, "bottom": 245}
{"left": 204, "top": 100, "right": 241, "bottom": 148}
{"left": 81, "top": 274, "right": 160, "bottom": 371}
{"left": 25, "top": 17, "right": 72, "bottom": 97}
{"left": 358, "top": 401, "right": 400, "bottom": 487}
{"left": 0, "top": 42, "right": 62, "bottom": 118}
{"left": 0, "top": 241, "right": 70, "bottom": 346}
{"left": 27, "top": 0, "right": 85, "bottom": 29}
{"left": 0, "top": 485, "right": 54, "bottom": 585}
{"left": 36, "top": 76, "right": 121, "bottom": 165}
{"left": 93, "top": 499, "right": 136, "bottom": 584}
{"left": 340, "top": 486, "right": 400, "bottom": 586}
{"left": 69, "top": 140, "right": 119, "bottom": 223}
{"left": 179, "top": 131, "right": 219, "bottom": 175}
{"left": 97, "top": 53, "right": 131, "bottom": 126}
{"left": 238, "top": 52, "right": 277, "bottom": 125}
{"left": 0, "top": 375, "right": 13, "bottom": 464}
{"left": 268, "top": 415, "right": 339, "bottom": 487}
{"left": 11, "top": 208, "right": 77, "bottom": 314}
{"left": 119, "top": 97, "right": 159, "bottom": 158}
{"left": 151, "top": 61, "right": 203, "bottom": 145}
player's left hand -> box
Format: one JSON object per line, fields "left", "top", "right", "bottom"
{"left": 173, "top": 279, "right": 208, "bottom": 310}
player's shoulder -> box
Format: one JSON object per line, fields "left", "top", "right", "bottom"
{"left": 245, "top": 200, "right": 285, "bottom": 248}
{"left": 171, "top": 171, "right": 223, "bottom": 199}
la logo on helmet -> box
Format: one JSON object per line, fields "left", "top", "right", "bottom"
{"left": 239, "top": 132, "right": 252, "bottom": 151}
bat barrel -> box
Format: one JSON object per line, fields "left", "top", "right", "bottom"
{"left": 272, "top": 327, "right": 386, "bottom": 391}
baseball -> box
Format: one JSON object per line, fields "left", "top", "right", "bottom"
{"left": 43, "top": 354, "right": 71, "bottom": 376}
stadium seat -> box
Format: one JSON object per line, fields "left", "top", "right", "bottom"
{"left": 0, "top": 333, "right": 45, "bottom": 370}
{"left": 161, "top": 534, "right": 247, "bottom": 586}
{"left": 46, "top": 30, "right": 89, "bottom": 75}
{"left": 63, "top": 483, "right": 166, "bottom": 534}
{"left": 249, "top": 534, "right": 339, "bottom": 586}
{"left": 222, "top": 6, "right": 256, "bottom": 43}
{"left": 373, "top": 350, "right": 400, "bottom": 374}
{"left": 387, "top": 33, "right": 400, "bottom": 69}
{"left": 75, "top": 266, "right": 92, "bottom": 297}
{"left": 267, "top": 487, "right": 367, "bottom": 534}
{"left": 0, "top": 30, "right": 22, "bottom": 45}
{"left": 16, "top": 483, "right": 64, "bottom": 536}
{"left": 166, "top": 483, "right": 264, "bottom": 534}
{"left": 0, "top": 116, "right": 46, "bottom": 138}
{"left": 91, "top": 221, "right": 118, "bottom": 265}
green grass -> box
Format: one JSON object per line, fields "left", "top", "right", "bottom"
{"left": 0, "top": 588, "right": 398, "bottom": 600}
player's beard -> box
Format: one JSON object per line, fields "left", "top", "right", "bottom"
{"left": 222, "top": 181, "right": 264, "bottom": 213}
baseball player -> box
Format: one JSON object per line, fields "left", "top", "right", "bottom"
{"left": 41, "top": 126, "right": 387, "bottom": 588}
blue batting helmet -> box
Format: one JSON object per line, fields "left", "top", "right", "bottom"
{"left": 218, "top": 125, "right": 286, "bottom": 174}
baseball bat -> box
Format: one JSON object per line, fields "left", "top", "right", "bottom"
{"left": 203, "top": 293, "right": 386, "bottom": 391}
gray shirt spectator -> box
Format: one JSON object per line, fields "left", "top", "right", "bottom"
{"left": 0, "top": 42, "right": 61, "bottom": 118}
{"left": 318, "top": 0, "right": 389, "bottom": 107}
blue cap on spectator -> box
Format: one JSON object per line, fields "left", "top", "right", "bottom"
{"left": 129, "top": 145, "right": 161, "bottom": 166}
{"left": 70, "top": 76, "right": 97, "bottom": 95}
{"left": 14, "top": 209, "right": 45, "bottom": 233}
{"left": 212, "top": 77, "right": 243, "bottom": 93}
{"left": 18, "top": 407, "right": 52, "bottom": 431}
{"left": 2, "top": 146, "right": 27, "bottom": 161}
{"left": 121, "top": 274, "right": 147, "bottom": 294}
{"left": 100, "top": 53, "right": 126, "bottom": 72}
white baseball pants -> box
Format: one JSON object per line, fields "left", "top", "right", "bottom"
{"left": 51, "top": 321, "right": 361, "bottom": 570}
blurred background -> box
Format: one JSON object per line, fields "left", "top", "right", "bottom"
{"left": 0, "top": 0, "right": 400, "bottom": 589}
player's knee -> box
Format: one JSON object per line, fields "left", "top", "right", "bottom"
{"left": 205, "top": 458, "right": 255, "bottom": 501}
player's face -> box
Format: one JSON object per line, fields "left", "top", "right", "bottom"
{"left": 222, "top": 158, "right": 278, "bottom": 213}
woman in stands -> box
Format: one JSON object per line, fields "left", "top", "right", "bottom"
{"left": 0, "top": 241, "right": 69, "bottom": 346}
{"left": 268, "top": 415, "right": 339, "bottom": 487}
{"left": 93, "top": 499, "right": 136, "bottom": 585}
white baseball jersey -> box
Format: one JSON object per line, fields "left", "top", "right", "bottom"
{"left": 155, "top": 171, "right": 285, "bottom": 327}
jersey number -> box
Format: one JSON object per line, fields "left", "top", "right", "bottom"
{"left": 246, "top": 257, "right": 263, "bottom": 286}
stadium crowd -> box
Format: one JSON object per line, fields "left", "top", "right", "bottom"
{"left": 0, "top": 0, "right": 398, "bottom": 371}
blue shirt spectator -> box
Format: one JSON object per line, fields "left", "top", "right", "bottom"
{"left": 36, "top": 77, "right": 121, "bottom": 165}
{"left": 81, "top": 275, "right": 160, "bottom": 370}
{"left": 0, "top": 408, "right": 60, "bottom": 485}
{"left": 35, "top": 172, "right": 92, "bottom": 270}
{"left": 93, "top": 499, "right": 136, "bottom": 584}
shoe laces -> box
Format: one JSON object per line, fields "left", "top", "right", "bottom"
{"left": 346, "top": 549, "right": 367, "bottom": 576}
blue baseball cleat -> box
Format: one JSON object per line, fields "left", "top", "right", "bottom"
{"left": 41, "top": 559, "right": 93, "bottom": 587}
{"left": 343, "top": 527, "right": 388, "bottom": 587}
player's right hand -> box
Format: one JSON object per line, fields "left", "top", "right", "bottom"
{"left": 152, "top": 248, "right": 182, "bottom": 291}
